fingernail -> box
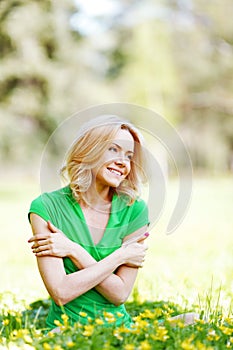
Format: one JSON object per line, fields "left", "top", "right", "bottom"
{"left": 144, "top": 232, "right": 150, "bottom": 237}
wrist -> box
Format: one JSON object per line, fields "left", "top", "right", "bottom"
{"left": 114, "top": 246, "right": 126, "bottom": 266}
{"left": 67, "top": 241, "right": 78, "bottom": 259}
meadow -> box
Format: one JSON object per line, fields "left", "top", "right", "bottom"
{"left": 0, "top": 176, "right": 232, "bottom": 349}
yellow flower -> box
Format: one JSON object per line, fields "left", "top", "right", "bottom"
{"left": 154, "top": 308, "right": 163, "bottom": 318}
{"left": 181, "top": 340, "right": 195, "bottom": 350}
{"left": 117, "top": 312, "right": 124, "bottom": 318}
{"left": 124, "top": 344, "right": 135, "bottom": 350}
{"left": 66, "top": 341, "right": 75, "bottom": 348}
{"left": 181, "top": 336, "right": 195, "bottom": 350}
{"left": 139, "top": 340, "right": 151, "bottom": 350}
{"left": 103, "top": 311, "right": 114, "bottom": 317}
{"left": 113, "top": 329, "right": 123, "bottom": 340}
{"left": 103, "top": 311, "right": 115, "bottom": 323}
{"left": 83, "top": 324, "right": 94, "bottom": 337}
{"left": 117, "top": 325, "right": 131, "bottom": 334}
{"left": 207, "top": 329, "right": 220, "bottom": 341}
{"left": 195, "top": 341, "right": 214, "bottom": 350}
{"left": 79, "top": 311, "right": 87, "bottom": 317}
{"left": 54, "top": 319, "right": 62, "bottom": 327}
{"left": 95, "top": 318, "right": 104, "bottom": 325}
{"left": 54, "top": 346, "right": 63, "bottom": 350}
{"left": 2, "top": 319, "right": 9, "bottom": 326}
{"left": 43, "top": 343, "right": 51, "bottom": 350}
{"left": 219, "top": 325, "right": 233, "bottom": 335}
{"left": 151, "top": 326, "right": 169, "bottom": 342}
{"left": 141, "top": 309, "right": 155, "bottom": 319}
{"left": 61, "top": 314, "right": 69, "bottom": 323}
{"left": 24, "top": 335, "right": 33, "bottom": 344}
{"left": 225, "top": 317, "right": 233, "bottom": 325}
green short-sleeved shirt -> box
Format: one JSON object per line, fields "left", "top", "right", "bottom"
{"left": 28, "top": 186, "right": 149, "bottom": 329}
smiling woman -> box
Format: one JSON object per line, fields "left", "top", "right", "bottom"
{"left": 28, "top": 115, "right": 150, "bottom": 330}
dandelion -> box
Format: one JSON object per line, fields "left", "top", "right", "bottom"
{"left": 83, "top": 324, "right": 94, "bottom": 337}
{"left": 117, "top": 312, "right": 124, "bottom": 318}
{"left": 79, "top": 311, "right": 87, "bottom": 317}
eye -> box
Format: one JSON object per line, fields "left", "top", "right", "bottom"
{"left": 108, "top": 146, "right": 118, "bottom": 153}
{"left": 127, "top": 154, "right": 133, "bottom": 160}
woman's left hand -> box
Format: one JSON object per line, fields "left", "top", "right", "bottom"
{"left": 28, "top": 221, "right": 74, "bottom": 258}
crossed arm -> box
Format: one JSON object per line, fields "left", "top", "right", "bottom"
{"left": 29, "top": 213, "right": 149, "bottom": 306}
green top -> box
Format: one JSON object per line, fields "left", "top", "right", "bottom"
{"left": 28, "top": 186, "right": 149, "bottom": 329}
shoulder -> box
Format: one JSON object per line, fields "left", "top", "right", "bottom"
{"left": 31, "top": 186, "right": 71, "bottom": 205}
{"left": 29, "top": 187, "right": 71, "bottom": 222}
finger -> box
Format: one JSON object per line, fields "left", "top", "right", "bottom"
{"left": 31, "top": 239, "right": 50, "bottom": 249}
{"left": 28, "top": 233, "right": 50, "bottom": 243}
{"left": 47, "top": 221, "right": 59, "bottom": 233}
{"left": 35, "top": 249, "right": 52, "bottom": 257}
{"left": 137, "top": 233, "right": 150, "bottom": 243}
{"left": 32, "top": 244, "right": 50, "bottom": 253}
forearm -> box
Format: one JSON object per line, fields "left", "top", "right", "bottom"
{"left": 40, "top": 247, "right": 125, "bottom": 305}
{"left": 68, "top": 242, "right": 135, "bottom": 305}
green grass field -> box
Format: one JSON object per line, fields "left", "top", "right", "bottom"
{"left": 0, "top": 176, "right": 232, "bottom": 349}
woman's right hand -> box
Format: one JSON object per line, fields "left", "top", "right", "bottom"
{"left": 119, "top": 236, "right": 148, "bottom": 268}
{"left": 28, "top": 221, "right": 75, "bottom": 258}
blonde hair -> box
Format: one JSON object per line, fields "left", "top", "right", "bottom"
{"left": 61, "top": 115, "right": 147, "bottom": 205}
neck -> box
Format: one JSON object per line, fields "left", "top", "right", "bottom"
{"left": 81, "top": 184, "right": 113, "bottom": 210}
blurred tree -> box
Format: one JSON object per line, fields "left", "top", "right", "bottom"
{"left": 0, "top": 0, "right": 232, "bottom": 173}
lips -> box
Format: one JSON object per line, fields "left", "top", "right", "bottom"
{"left": 107, "top": 167, "right": 123, "bottom": 176}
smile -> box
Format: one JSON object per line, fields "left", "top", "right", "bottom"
{"left": 107, "top": 168, "right": 123, "bottom": 176}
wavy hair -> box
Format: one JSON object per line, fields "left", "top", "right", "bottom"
{"left": 61, "top": 115, "right": 147, "bottom": 205}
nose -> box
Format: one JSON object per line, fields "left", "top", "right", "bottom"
{"left": 114, "top": 152, "right": 126, "bottom": 166}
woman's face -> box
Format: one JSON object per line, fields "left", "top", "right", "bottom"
{"left": 92, "top": 128, "right": 135, "bottom": 189}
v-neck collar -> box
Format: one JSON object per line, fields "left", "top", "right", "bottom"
{"left": 66, "top": 186, "right": 117, "bottom": 247}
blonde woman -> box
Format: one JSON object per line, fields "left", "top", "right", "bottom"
{"left": 28, "top": 115, "right": 150, "bottom": 330}
{"left": 28, "top": 115, "right": 199, "bottom": 331}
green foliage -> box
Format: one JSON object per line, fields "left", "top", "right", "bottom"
{"left": 0, "top": 293, "right": 232, "bottom": 349}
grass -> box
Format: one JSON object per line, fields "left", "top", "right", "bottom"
{"left": 0, "top": 175, "right": 232, "bottom": 348}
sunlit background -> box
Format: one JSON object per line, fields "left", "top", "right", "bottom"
{"left": 0, "top": 0, "right": 232, "bottom": 312}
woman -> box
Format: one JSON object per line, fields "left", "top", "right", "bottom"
{"left": 28, "top": 115, "right": 199, "bottom": 331}
{"left": 28, "top": 115, "right": 150, "bottom": 331}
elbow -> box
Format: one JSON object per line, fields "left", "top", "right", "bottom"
{"left": 51, "top": 287, "right": 74, "bottom": 306}
{"left": 52, "top": 290, "right": 67, "bottom": 306}
{"left": 112, "top": 291, "right": 129, "bottom": 306}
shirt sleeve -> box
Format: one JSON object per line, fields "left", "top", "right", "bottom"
{"left": 126, "top": 199, "right": 150, "bottom": 235}
{"left": 28, "top": 194, "right": 50, "bottom": 223}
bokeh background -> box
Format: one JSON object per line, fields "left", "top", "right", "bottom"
{"left": 0, "top": 0, "right": 232, "bottom": 311}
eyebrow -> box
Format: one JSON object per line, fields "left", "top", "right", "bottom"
{"left": 112, "top": 142, "right": 134, "bottom": 154}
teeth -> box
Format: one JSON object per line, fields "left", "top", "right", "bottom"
{"left": 108, "top": 169, "right": 122, "bottom": 176}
